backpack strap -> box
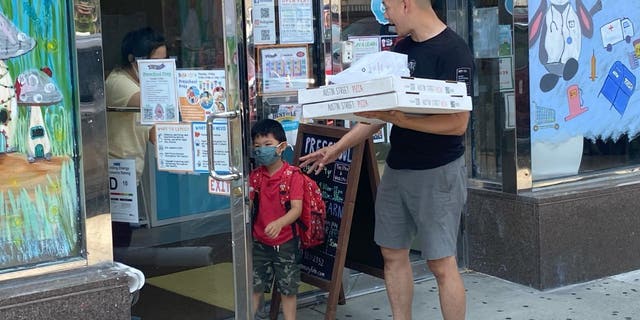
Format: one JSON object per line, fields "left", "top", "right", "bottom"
{"left": 278, "top": 165, "right": 304, "bottom": 238}
{"left": 278, "top": 165, "right": 298, "bottom": 207}
{"left": 249, "top": 167, "right": 266, "bottom": 225}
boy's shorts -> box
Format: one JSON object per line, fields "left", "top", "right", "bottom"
{"left": 253, "top": 237, "right": 301, "bottom": 296}
{"left": 374, "top": 156, "right": 467, "bottom": 260}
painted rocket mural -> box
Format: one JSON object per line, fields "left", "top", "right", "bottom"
{"left": 0, "top": 1, "right": 81, "bottom": 270}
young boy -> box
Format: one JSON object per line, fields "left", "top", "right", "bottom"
{"left": 249, "top": 119, "right": 303, "bottom": 320}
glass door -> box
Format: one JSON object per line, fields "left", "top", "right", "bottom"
{"left": 100, "top": 0, "right": 251, "bottom": 318}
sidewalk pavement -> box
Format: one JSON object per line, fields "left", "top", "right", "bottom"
{"left": 294, "top": 269, "right": 640, "bottom": 319}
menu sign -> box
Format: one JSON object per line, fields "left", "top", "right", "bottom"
{"left": 298, "top": 133, "right": 353, "bottom": 280}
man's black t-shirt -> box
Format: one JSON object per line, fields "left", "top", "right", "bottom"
{"left": 388, "top": 27, "right": 474, "bottom": 170}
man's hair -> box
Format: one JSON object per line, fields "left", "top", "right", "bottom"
{"left": 120, "top": 27, "right": 166, "bottom": 66}
{"left": 251, "top": 119, "right": 287, "bottom": 143}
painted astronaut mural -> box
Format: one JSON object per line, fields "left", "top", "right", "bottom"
{"left": 528, "top": 0, "right": 640, "bottom": 180}
{"left": 530, "top": 0, "right": 602, "bottom": 92}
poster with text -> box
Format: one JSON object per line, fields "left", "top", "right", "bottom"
{"left": 176, "top": 69, "right": 226, "bottom": 122}
{"left": 349, "top": 37, "right": 381, "bottom": 62}
{"left": 109, "top": 159, "right": 139, "bottom": 223}
{"left": 210, "top": 118, "right": 231, "bottom": 173}
{"left": 139, "top": 59, "right": 179, "bottom": 124}
{"left": 253, "top": 0, "right": 277, "bottom": 44}
{"left": 278, "top": 0, "right": 314, "bottom": 44}
{"left": 269, "top": 104, "right": 302, "bottom": 146}
{"left": 156, "top": 124, "right": 194, "bottom": 172}
{"left": 260, "top": 46, "right": 310, "bottom": 93}
{"left": 192, "top": 122, "right": 209, "bottom": 173}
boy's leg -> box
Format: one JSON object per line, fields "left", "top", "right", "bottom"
{"left": 280, "top": 294, "right": 297, "bottom": 320}
{"left": 252, "top": 292, "right": 263, "bottom": 317}
{"left": 273, "top": 238, "right": 301, "bottom": 319}
{"left": 252, "top": 241, "right": 274, "bottom": 318}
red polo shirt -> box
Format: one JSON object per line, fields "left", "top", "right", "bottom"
{"left": 251, "top": 162, "right": 304, "bottom": 246}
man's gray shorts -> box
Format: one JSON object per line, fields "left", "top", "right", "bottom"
{"left": 374, "top": 156, "right": 467, "bottom": 260}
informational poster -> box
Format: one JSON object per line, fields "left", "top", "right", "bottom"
{"left": 499, "top": 56, "right": 514, "bottom": 91}
{"left": 260, "top": 46, "right": 310, "bottom": 93}
{"left": 498, "top": 24, "right": 512, "bottom": 56}
{"left": 252, "top": 0, "right": 277, "bottom": 44}
{"left": 155, "top": 124, "right": 194, "bottom": 172}
{"left": 348, "top": 37, "right": 381, "bottom": 62}
{"left": 210, "top": 118, "right": 231, "bottom": 173}
{"left": 192, "top": 122, "right": 209, "bottom": 173}
{"left": 268, "top": 104, "right": 302, "bottom": 146}
{"left": 176, "top": 69, "right": 226, "bottom": 122}
{"left": 138, "top": 59, "right": 179, "bottom": 124}
{"left": 472, "top": 7, "right": 499, "bottom": 58}
{"left": 108, "top": 159, "right": 139, "bottom": 223}
{"left": 278, "top": 0, "right": 314, "bottom": 44}
{"left": 504, "top": 92, "right": 516, "bottom": 129}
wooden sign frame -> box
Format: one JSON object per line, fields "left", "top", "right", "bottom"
{"left": 269, "top": 124, "right": 383, "bottom": 320}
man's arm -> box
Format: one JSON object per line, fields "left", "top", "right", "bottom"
{"left": 356, "top": 110, "right": 469, "bottom": 136}
{"left": 299, "top": 122, "right": 384, "bottom": 174}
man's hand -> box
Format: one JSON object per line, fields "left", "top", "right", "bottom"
{"left": 299, "top": 143, "right": 341, "bottom": 175}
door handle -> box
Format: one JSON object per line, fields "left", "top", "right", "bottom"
{"left": 206, "top": 110, "right": 242, "bottom": 181}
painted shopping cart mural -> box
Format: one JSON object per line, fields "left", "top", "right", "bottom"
{"left": 532, "top": 103, "right": 560, "bottom": 131}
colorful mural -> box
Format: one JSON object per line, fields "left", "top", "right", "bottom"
{"left": 529, "top": 0, "right": 640, "bottom": 145}
{"left": 0, "top": 1, "right": 81, "bottom": 270}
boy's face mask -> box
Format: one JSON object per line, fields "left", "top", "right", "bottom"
{"left": 253, "top": 142, "right": 283, "bottom": 166}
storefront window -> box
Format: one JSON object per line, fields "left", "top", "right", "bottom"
{"left": 467, "top": 1, "right": 507, "bottom": 183}
{"left": 1, "top": 1, "right": 83, "bottom": 272}
{"left": 528, "top": 0, "right": 640, "bottom": 181}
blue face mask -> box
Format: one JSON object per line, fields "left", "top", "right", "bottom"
{"left": 253, "top": 143, "right": 283, "bottom": 166}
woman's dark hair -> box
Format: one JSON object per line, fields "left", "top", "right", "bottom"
{"left": 251, "top": 119, "right": 287, "bottom": 143}
{"left": 120, "top": 27, "right": 166, "bottom": 66}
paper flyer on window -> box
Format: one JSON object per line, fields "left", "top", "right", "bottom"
{"left": 138, "top": 58, "right": 179, "bottom": 124}
{"left": 109, "top": 159, "right": 139, "bottom": 223}
{"left": 253, "top": 0, "right": 277, "bottom": 44}
{"left": 155, "top": 124, "right": 194, "bottom": 172}
{"left": 176, "top": 69, "right": 226, "bottom": 122}
{"left": 278, "top": 0, "right": 314, "bottom": 44}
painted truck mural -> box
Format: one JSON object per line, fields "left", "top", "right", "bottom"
{"left": 529, "top": 0, "right": 640, "bottom": 179}
{"left": 0, "top": 1, "right": 81, "bottom": 270}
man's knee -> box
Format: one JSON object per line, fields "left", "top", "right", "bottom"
{"left": 426, "top": 256, "right": 458, "bottom": 279}
{"left": 380, "top": 247, "right": 409, "bottom": 265}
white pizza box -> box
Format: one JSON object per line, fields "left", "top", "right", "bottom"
{"left": 302, "top": 91, "right": 472, "bottom": 124}
{"left": 298, "top": 76, "right": 468, "bottom": 105}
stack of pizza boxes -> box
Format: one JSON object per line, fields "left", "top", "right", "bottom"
{"left": 298, "top": 76, "right": 471, "bottom": 124}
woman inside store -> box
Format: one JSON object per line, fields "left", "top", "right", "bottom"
{"left": 106, "top": 27, "right": 167, "bottom": 247}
